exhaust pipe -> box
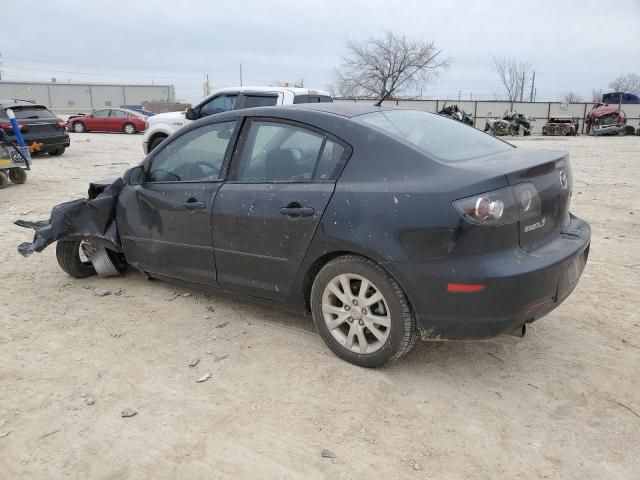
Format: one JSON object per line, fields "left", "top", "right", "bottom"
{"left": 503, "top": 324, "right": 526, "bottom": 338}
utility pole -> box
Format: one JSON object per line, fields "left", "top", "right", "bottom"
{"left": 520, "top": 71, "right": 525, "bottom": 102}
{"left": 239, "top": 63, "right": 243, "bottom": 87}
{"left": 0, "top": 51, "right": 3, "bottom": 81}
{"left": 458, "top": 89, "right": 461, "bottom": 101}
{"left": 203, "top": 74, "right": 211, "bottom": 97}
{"left": 529, "top": 71, "right": 536, "bottom": 102}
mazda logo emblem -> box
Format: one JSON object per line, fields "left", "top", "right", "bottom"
{"left": 559, "top": 170, "right": 568, "bottom": 190}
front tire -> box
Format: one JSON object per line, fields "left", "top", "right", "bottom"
{"left": 56, "top": 240, "right": 97, "bottom": 278}
{"left": 311, "top": 255, "right": 417, "bottom": 367}
{"left": 123, "top": 123, "right": 136, "bottom": 134}
{"left": 73, "top": 122, "right": 86, "bottom": 133}
{"left": 149, "top": 135, "right": 167, "bottom": 152}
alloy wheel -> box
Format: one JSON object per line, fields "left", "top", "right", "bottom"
{"left": 322, "top": 273, "right": 391, "bottom": 354}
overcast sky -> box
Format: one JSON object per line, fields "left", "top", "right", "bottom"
{"left": 2, "top": 0, "right": 638, "bottom": 103}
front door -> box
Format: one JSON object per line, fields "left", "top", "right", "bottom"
{"left": 117, "top": 120, "right": 239, "bottom": 286}
{"left": 212, "top": 118, "right": 349, "bottom": 301}
{"left": 89, "top": 109, "right": 111, "bottom": 131}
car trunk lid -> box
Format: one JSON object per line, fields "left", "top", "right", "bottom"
{"left": 456, "top": 148, "right": 572, "bottom": 250}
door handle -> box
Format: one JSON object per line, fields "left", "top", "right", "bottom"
{"left": 182, "top": 200, "right": 206, "bottom": 210}
{"left": 280, "top": 203, "right": 314, "bottom": 217}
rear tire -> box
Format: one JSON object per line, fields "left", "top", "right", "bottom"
{"left": 9, "top": 168, "right": 27, "bottom": 184}
{"left": 73, "top": 122, "right": 86, "bottom": 133}
{"left": 310, "top": 255, "right": 417, "bottom": 367}
{"left": 49, "top": 147, "right": 66, "bottom": 156}
{"left": 123, "top": 123, "right": 136, "bottom": 134}
{"left": 56, "top": 240, "right": 96, "bottom": 278}
{"left": 0, "top": 171, "right": 9, "bottom": 189}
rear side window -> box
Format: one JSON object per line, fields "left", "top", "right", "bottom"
{"left": 110, "top": 109, "right": 126, "bottom": 117}
{"left": 355, "top": 110, "right": 512, "bottom": 162}
{"left": 243, "top": 95, "right": 278, "bottom": 108}
{"left": 7, "top": 107, "right": 56, "bottom": 120}
{"left": 236, "top": 120, "right": 346, "bottom": 182}
{"left": 293, "top": 95, "right": 333, "bottom": 104}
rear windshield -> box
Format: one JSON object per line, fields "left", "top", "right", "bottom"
{"left": 0, "top": 106, "right": 56, "bottom": 120}
{"left": 355, "top": 109, "right": 513, "bottom": 162}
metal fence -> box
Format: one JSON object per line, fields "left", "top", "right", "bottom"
{"left": 334, "top": 98, "right": 640, "bottom": 135}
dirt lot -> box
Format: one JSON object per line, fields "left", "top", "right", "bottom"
{"left": 1, "top": 132, "right": 639, "bottom": 479}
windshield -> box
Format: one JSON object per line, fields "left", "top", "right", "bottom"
{"left": 355, "top": 109, "right": 513, "bottom": 162}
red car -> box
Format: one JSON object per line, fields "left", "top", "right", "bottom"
{"left": 67, "top": 108, "right": 147, "bottom": 134}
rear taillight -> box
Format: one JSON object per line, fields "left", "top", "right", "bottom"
{"left": 453, "top": 183, "right": 541, "bottom": 225}
{"left": 1, "top": 122, "right": 26, "bottom": 132}
{"left": 55, "top": 119, "right": 67, "bottom": 130}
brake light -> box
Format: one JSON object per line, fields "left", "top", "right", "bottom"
{"left": 54, "top": 119, "right": 66, "bottom": 129}
{"left": 1, "top": 122, "right": 26, "bottom": 132}
{"left": 453, "top": 183, "right": 541, "bottom": 225}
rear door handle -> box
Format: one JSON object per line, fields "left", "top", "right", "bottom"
{"left": 182, "top": 201, "right": 206, "bottom": 210}
{"left": 280, "top": 203, "right": 314, "bottom": 217}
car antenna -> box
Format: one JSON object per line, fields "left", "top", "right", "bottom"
{"left": 373, "top": 49, "right": 442, "bottom": 107}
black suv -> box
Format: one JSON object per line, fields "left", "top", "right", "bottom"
{"left": 0, "top": 100, "right": 70, "bottom": 156}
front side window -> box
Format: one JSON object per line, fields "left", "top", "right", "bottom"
{"left": 236, "top": 120, "right": 346, "bottom": 182}
{"left": 148, "top": 121, "right": 236, "bottom": 182}
{"left": 355, "top": 110, "right": 513, "bottom": 163}
{"left": 92, "top": 109, "right": 110, "bottom": 117}
{"left": 200, "top": 95, "right": 238, "bottom": 117}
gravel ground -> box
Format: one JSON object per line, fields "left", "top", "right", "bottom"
{"left": 1, "top": 132, "right": 639, "bottom": 479}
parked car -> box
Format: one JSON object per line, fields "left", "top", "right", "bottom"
{"left": 19, "top": 103, "right": 590, "bottom": 367}
{"left": 484, "top": 111, "right": 533, "bottom": 136}
{"left": 120, "top": 105, "right": 155, "bottom": 116}
{"left": 143, "top": 86, "right": 332, "bottom": 153}
{"left": 0, "top": 99, "right": 70, "bottom": 156}
{"left": 67, "top": 108, "right": 147, "bottom": 134}
{"left": 542, "top": 116, "right": 579, "bottom": 136}
{"left": 437, "top": 103, "right": 474, "bottom": 126}
{"left": 585, "top": 103, "right": 627, "bottom": 136}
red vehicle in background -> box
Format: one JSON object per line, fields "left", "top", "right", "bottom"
{"left": 585, "top": 103, "right": 627, "bottom": 136}
{"left": 67, "top": 108, "right": 147, "bottom": 134}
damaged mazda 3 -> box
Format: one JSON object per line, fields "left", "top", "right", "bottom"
{"left": 17, "top": 103, "right": 591, "bottom": 367}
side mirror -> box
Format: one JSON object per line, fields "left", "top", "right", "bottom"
{"left": 185, "top": 107, "right": 197, "bottom": 121}
{"left": 126, "top": 165, "right": 145, "bottom": 185}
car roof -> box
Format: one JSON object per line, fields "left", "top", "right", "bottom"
{"left": 211, "top": 86, "right": 331, "bottom": 96}
{"left": 0, "top": 99, "right": 48, "bottom": 109}
{"left": 279, "top": 102, "right": 396, "bottom": 117}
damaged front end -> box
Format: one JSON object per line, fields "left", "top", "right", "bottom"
{"left": 16, "top": 177, "right": 124, "bottom": 258}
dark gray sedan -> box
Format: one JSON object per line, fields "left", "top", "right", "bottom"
{"left": 19, "top": 103, "right": 590, "bottom": 367}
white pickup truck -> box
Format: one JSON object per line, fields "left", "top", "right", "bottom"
{"left": 142, "top": 86, "right": 332, "bottom": 154}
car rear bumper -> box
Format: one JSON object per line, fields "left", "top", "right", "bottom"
{"left": 10, "top": 133, "right": 70, "bottom": 153}
{"left": 386, "top": 214, "right": 591, "bottom": 340}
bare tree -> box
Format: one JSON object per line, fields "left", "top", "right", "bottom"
{"left": 608, "top": 73, "right": 640, "bottom": 94}
{"left": 562, "top": 91, "right": 583, "bottom": 103}
{"left": 491, "top": 55, "right": 532, "bottom": 102}
{"left": 334, "top": 31, "right": 448, "bottom": 99}
{"left": 590, "top": 89, "right": 604, "bottom": 102}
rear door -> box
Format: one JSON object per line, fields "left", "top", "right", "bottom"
{"left": 212, "top": 118, "right": 349, "bottom": 301}
{"left": 108, "top": 109, "right": 127, "bottom": 132}
{"left": 117, "top": 120, "right": 239, "bottom": 285}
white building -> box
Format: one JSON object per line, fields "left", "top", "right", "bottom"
{"left": 0, "top": 81, "right": 175, "bottom": 113}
